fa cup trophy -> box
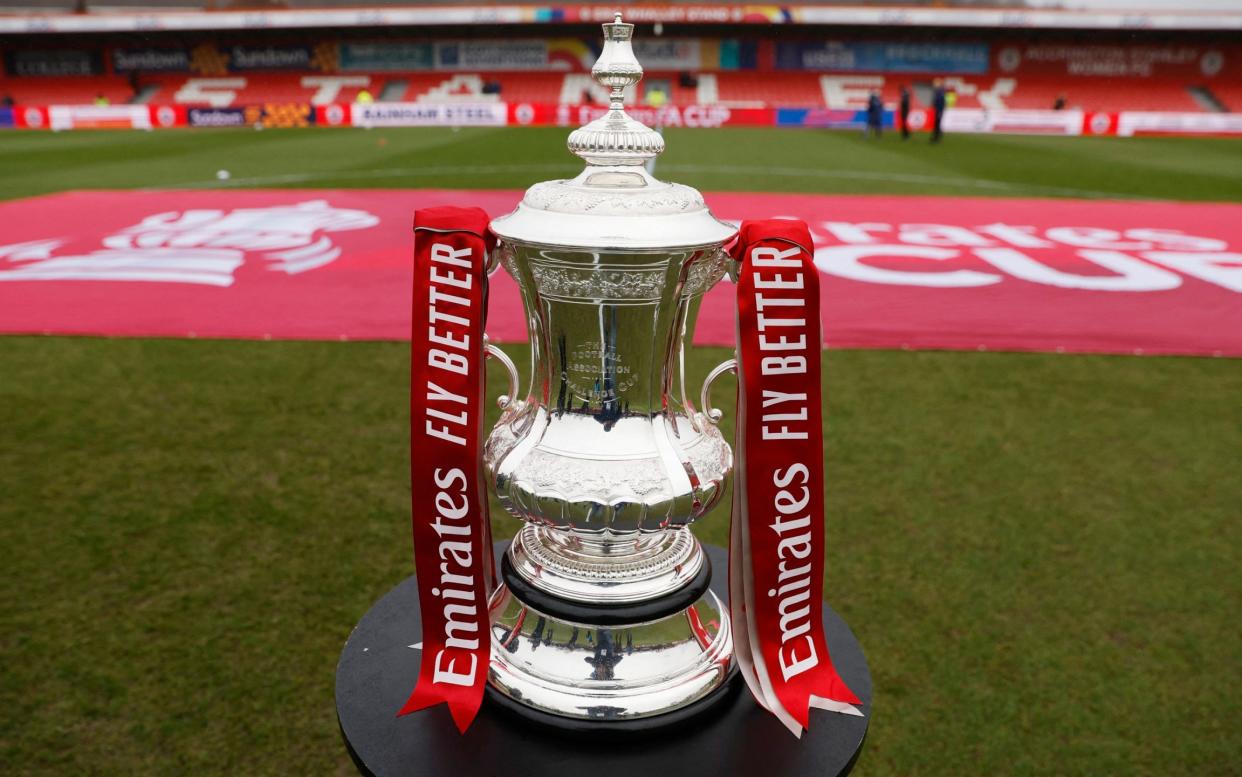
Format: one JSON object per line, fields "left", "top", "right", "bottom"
{"left": 396, "top": 14, "right": 862, "bottom": 742}
{"left": 482, "top": 15, "right": 739, "bottom": 724}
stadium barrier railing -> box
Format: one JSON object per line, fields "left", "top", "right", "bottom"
{"left": 4, "top": 102, "right": 1242, "bottom": 138}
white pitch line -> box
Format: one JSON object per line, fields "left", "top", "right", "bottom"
{"left": 148, "top": 161, "right": 1141, "bottom": 201}
{"left": 145, "top": 163, "right": 579, "bottom": 191}
{"left": 658, "top": 163, "right": 1141, "bottom": 200}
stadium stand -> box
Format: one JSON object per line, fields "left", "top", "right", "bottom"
{"left": 1, "top": 69, "right": 1233, "bottom": 114}
{"left": 98, "top": 70, "right": 1225, "bottom": 114}
{"left": 0, "top": 26, "right": 1238, "bottom": 119}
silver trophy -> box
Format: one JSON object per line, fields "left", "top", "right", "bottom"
{"left": 485, "top": 14, "right": 740, "bottom": 724}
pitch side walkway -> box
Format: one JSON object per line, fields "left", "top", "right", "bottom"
{"left": 0, "top": 189, "right": 1238, "bottom": 357}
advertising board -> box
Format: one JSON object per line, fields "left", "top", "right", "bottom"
{"left": 435, "top": 40, "right": 550, "bottom": 70}
{"left": 508, "top": 102, "right": 771, "bottom": 128}
{"left": 113, "top": 47, "right": 191, "bottom": 73}
{"left": 227, "top": 45, "right": 315, "bottom": 72}
{"left": 245, "top": 103, "right": 316, "bottom": 128}
{"left": 2, "top": 190, "right": 1238, "bottom": 357}
{"left": 339, "top": 42, "right": 435, "bottom": 72}
{"left": 941, "top": 108, "right": 1084, "bottom": 135}
{"left": 188, "top": 107, "right": 248, "bottom": 128}
{"left": 993, "top": 44, "right": 1237, "bottom": 80}
{"left": 330, "top": 37, "right": 749, "bottom": 73}
{"left": 351, "top": 102, "right": 507, "bottom": 128}
{"left": 775, "top": 107, "right": 872, "bottom": 129}
{"left": 1116, "top": 111, "right": 1242, "bottom": 136}
{"left": 48, "top": 105, "right": 152, "bottom": 131}
{"left": 776, "top": 42, "right": 990, "bottom": 74}
{"left": 4, "top": 48, "right": 101, "bottom": 77}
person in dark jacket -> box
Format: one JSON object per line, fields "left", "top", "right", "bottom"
{"left": 931, "top": 78, "right": 947, "bottom": 144}
{"left": 864, "top": 89, "right": 883, "bottom": 139}
{"left": 899, "top": 84, "right": 911, "bottom": 140}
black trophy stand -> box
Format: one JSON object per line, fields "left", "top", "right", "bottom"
{"left": 336, "top": 542, "right": 871, "bottom": 777}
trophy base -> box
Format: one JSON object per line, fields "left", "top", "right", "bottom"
{"left": 484, "top": 662, "right": 740, "bottom": 735}
{"left": 335, "top": 541, "right": 872, "bottom": 777}
{"left": 486, "top": 563, "right": 735, "bottom": 723}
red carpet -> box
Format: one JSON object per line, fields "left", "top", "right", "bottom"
{"left": 0, "top": 188, "right": 1239, "bottom": 356}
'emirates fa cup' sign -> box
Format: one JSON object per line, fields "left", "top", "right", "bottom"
{"left": 400, "top": 15, "right": 861, "bottom": 735}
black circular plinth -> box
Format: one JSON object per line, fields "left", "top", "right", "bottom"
{"left": 499, "top": 544, "right": 715, "bottom": 626}
{"left": 336, "top": 542, "right": 871, "bottom": 777}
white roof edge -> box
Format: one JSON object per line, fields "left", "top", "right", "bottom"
{"left": 0, "top": 5, "right": 1240, "bottom": 34}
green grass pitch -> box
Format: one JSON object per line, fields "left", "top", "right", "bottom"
{"left": 3, "top": 126, "right": 1242, "bottom": 201}
{"left": 1, "top": 127, "right": 1240, "bottom": 776}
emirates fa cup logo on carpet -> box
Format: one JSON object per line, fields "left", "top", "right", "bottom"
{"left": 0, "top": 200, "right": 379, "bottom": 287}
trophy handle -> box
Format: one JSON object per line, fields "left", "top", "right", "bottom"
{"left": 700, "top": 357, "right": 737, "bottom": 424}
{"left": 486, "top": 243, "right": 505, "bottom": 275}
{"left": 484, "top": 336, "right": 521, "bottom": 410}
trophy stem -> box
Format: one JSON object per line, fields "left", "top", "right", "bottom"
{"left": 507, "top": 524, "right": 705, "bottom": 605}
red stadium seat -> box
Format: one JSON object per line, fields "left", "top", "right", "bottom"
{"left": 2, "top": 50, "right": 1228, "bottom": 117}
{"left": 0, "top": 76, "right": 133, "bottom": 105}
{"left": 997, "top": 76, "right": 1202, "bottom": 112}
{"left": 714, "top": 72, "right": 824, "bottom": 108}
{"left": 3, "top": 71, "right": 1218, "bottom": 115}
{"left": 139, "top": 73, "right": 378, "bottom": 105}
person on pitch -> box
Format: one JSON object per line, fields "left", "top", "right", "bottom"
{"left": 931, "top": 78, "right": 947, "bottom": 144}
{"left": 864, "top": 89, "right": 883, "bottom": 140}
{"left": 899, "top": 84, "right": 911, "bottom": 140}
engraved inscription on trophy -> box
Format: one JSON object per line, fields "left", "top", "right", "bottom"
{"left": 683, "top": 248, "right": 729, "bottom": 297}
{"left": 529, "top": 260, "right": 664, "bottom": 302}
{"left": 564, "top": 342, "right": 635, "bottom": 405}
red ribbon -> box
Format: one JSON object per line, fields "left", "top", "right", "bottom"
{"left": 728, "top": 219, "right": 861, "bottom": 736}
{"left": 398, "top": 207, "right": 496, "bottom": 732}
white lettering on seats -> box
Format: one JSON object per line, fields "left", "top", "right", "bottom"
{"left": 174, "top": 78, "right": 246, "bottom": 107}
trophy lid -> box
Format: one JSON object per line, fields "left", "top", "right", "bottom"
{"left": 490, "top": 14, "right": 737, "bottom": 251}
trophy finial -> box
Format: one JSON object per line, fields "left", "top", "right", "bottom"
{"left": 594, "top": 11, "right": 640, "bottom": 110}
{"left": 566, "top": 12, "right": 665, "bottom": 167}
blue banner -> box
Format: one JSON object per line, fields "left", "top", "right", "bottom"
{"left": 340, "top": 42, "right": 433, "bottom": 72}
{"left": 228, "top": 45, "right": 314, "bottom": 72}
{"left": 4, "top": 49, "right": 101, "bottom": 77}
{"left": 113, "top": 48, "right": 190, "bottom": 73}
{"left": 0, "top": 108, "right": 14, "bottom": 129}
{"left": 188, "top": 104, "right": 315, "bottom": 128}
{"left": 776, "top": 42, "right": 989, "bottom": 75}
{"left": 775, "top": 108, "right": 893, "bottom": 130}
{"left": 187, "top": 107, "right": 247, "bottom": 128}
